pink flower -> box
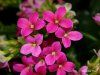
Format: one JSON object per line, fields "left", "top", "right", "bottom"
{"left": 93, "top": 13, "right": 100, "bottom": 25}
{"left": 17, "top": 12, "right": 45, "bottom": 36}
{"left": 70, "top": 66, "right": 88, "bottom": 75}
{"left": 43, "top": 41, "right": 65, "bottom": 65}
{"left": 43, "top": 7, "right": 73, "bottom": 33}
{"left": 55, "top": 28, "right": 83, "bottom": 48}
{"left": 48, "top": 54, "right": 75, "bottom": 75}
{"left": 13, "top": 56, "right": 36, "bottom": 75}
{"left": 34, "top": 53, "right": 46, "bottom": 75}
{"left": 20, "top": 34, "right": 43, "bottom": 57}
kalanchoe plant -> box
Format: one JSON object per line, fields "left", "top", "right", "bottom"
{"left": 13, "top": 1, "right": 88, "bottom": 75}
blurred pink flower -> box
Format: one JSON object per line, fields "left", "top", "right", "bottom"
{"left": 43, "top": 41, "right": 65, "bottom": 65}
{"left": 35, "top": 53, "right": 47, "bottom": 75}
{"left": 70, "top": 66, "right": 88, "bottom": 75}
{"left": 17, "top": 12, "right": 45, "bottom": 36}
{"left": 43, "top": 7, "right": 73, "bottom": 33}
{"left": 18, "top": 0, "right": 45, "bottom": 17}
{"left": 55, "top": 28, "right": 83, "bottom": 48}
{"left": 93, "top": 13, "right": 100, "bottom": 25}
{"left": 20, "top": 34, "right": 43, "bottom": 57}
{"left": 13, "top": 56, "right": 36, "bottom": 75}
{"left": 48, "top": 54, "right": 75, "bottom": 75}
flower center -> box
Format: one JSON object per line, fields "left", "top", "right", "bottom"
{"left": 55, "top": 20, "right": 59, "bottom": 24}
{"left": 32, "top": 43, "right": 36, "bottom": 47}
{"left": 30, "top": 25, "right": 34, "bottom": 29}
{"left": 59, "top": 65, "right": 62, "bottom": 68}
{"left": 52, "top": 52, "right": 56, "bottom": 56}
{"left": 64, "top": 33, "right": 68, "bottom": 37}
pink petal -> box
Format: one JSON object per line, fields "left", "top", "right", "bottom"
{"left": 35, "top": 34, "right": 43, "bottom": 45}
{"left": 55, "top": 27, "right": 65, "bottom": 38}
{"left": 62, "top": 37, "right": 71, "bottom": 48}
{"left": 35, "top": 19, "right": 45, "bottom": 30}
{"left": 46, "top": 23, "right": 58, "bottom": 33}
{"left": 63, "top": 62, "right": 75, "bottom": 72}
{"left": 17, "top": 18, "right": 30, "bottom": 28}
{"left": 48, "top": 64, "right": 58, "bottom": 72}
{"left": 79, "top": 66, "right": 88, "bottom": 75}
{"left": 29, "top": 12, "right": 39, "bottom": 23}
{"left": 57, "top": 53, "right": 67, "bottom": 64}
{"left": 57, "top": 69, "right": 66, "bottom": 75}
{"left": 60, "top": 19, "right": 73, "bottom": 28}
{"left": 52, "top": 41, "right": 61, "bottom": 52}
{"left": 37, "top": 66, "right": 46, "bottom": 75}
{"left": 43, "top": 11, "right": 55, "bottom": 22}
{"left": 43, "top": 47, "right": 52, "bottom": 55}
{"left": 45, "top": 54, "right": 55, "bottom": 65}
{"left": 55, "top": 52, "right": 66, "bottom": 60}
{"left": 22, "top": 56, "right": 35, "bottom": 65}
{"left": 55, "top": 7, "right": 66, "bottom": 20}
{"left": 25, "top": 36, "right": 35, "bottom": 43}
{"left": 31, "top": 46, "right": 41, "bottom": 57}
{"left": 20, "top": 44, "right": 32, "bottom": 55}
{"left": 35, "top": 61, "right": 45, "bottom": 71}
{"left": 69, "top": 70, "right": 78, "bottom": 75}
{"left": 13, "top": 64, "right": 26, "bottom": 72}
{"left": 20, "top": 67, "right": 34, "bottom": 75}
{"left": 68, "top": 31, "right": 83, "bottom": 41}
{"left": 21, "top": 28, "right": 33, "bottom": 36}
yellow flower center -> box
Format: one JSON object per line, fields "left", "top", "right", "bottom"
{"left": 55, "top": 20, "right": 59, "bottom": 24}
{"left": 64, "top": 33, "right": 68, "bottom": 37}
{"left": 30, "top": 25, "right": 34, "bottom": 29}
{"left": 32, "top": 43, "right": 36, "bottom": 47}
{"left": 59, "top": 65, "right": 62, "bottom": 68}
{"left": 52, "top": 52, "right": 56, "bottom": 56}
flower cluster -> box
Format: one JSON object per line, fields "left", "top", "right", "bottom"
{"left": 17, "top": 0, "right": 45, "bottom": 17}
{"left": 14, "top": 6, "right": 84, "bottom": 75}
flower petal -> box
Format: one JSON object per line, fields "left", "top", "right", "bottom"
{"left": 57, "top": 53, "right": 67, "bottom": 64}
{"left": 48, "top": 64, "right": 58, "bottom": 72}
{"left": 43, "top": 11, "right": 55, "bottom": 22}
{"left": 55, "top": 52, "right": 66, "bottom": 60}
{"left": 35, "top": 61, "right": 45, "bottom": 72}
{"left": 63, "top": 62, "right": 75, "bottom": 72}
{"left": 68, "top": 31, "right": 83, "bottom": 41}
{"left": 79, "top": 66, "right": 88, "bottom": 75}
{"left": 29, "top": 12, "right": 39, "bottom": 23}
{"left": 35, "top": 19, "right": 45, "bottom": 30}
{"left": 25, "top": 36, "right": 35, "bottom": 43}
{"left": 46, "top": 23, "right": 58, "bottom": 33}
{"left": 13, "top": 64, "right": 25, "bottom": 72}
{"left": 45, "top": 54, "right": 55, "bottom": 65}
{"left": 62, "top": 37, "right": 71, "bottom": 48}
{"left": 20, "top": 67, "right": 34, "bottom": 75}
{"left": 22, "top": 56, "right": 35, "bottom": 65}
{"left": 52, "top": 41, "right": 61, "bottom": 52}
{"left": 55, "top": 27, "right": 65, "bottom": 38}
{"left": 57, "top": 69, "right": 66, "bottom": 75}
{"left": 55, "top": 7, "right": 66, "bottom": 20}
{"left": 21, "top": 28, "right": 33, "bottom": 36}
{"left": 43, "top": 47, "right": 52, "bottom": 55}
{"left": 60, "top": 19, "right": 73, "bottom": 28}
{"left": 20, "top": 44, "right": 32, "bottom": 55}
{"left": 17, "top": 18, "right": 30, "bottom": 28}
{"left": 35, "top": 34, "right": 43, "bottom": 45}
{"left": 37, "top": 66, "right": 46, "bottom": 75}
{"left": 31, "top": 46, "right": 41, "bottom": 57}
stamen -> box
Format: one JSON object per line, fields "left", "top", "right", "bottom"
{"left": 30, "top": 25, "right": 34, "bottom": 29}
{"left": 55, "top": 20, "right": 59, "bottom": 24}
{"left": 59, "top": 65, "right": 62, "bottom": 68}
{"left": 52, "top": 52, "right": 56, "bottom": 56}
